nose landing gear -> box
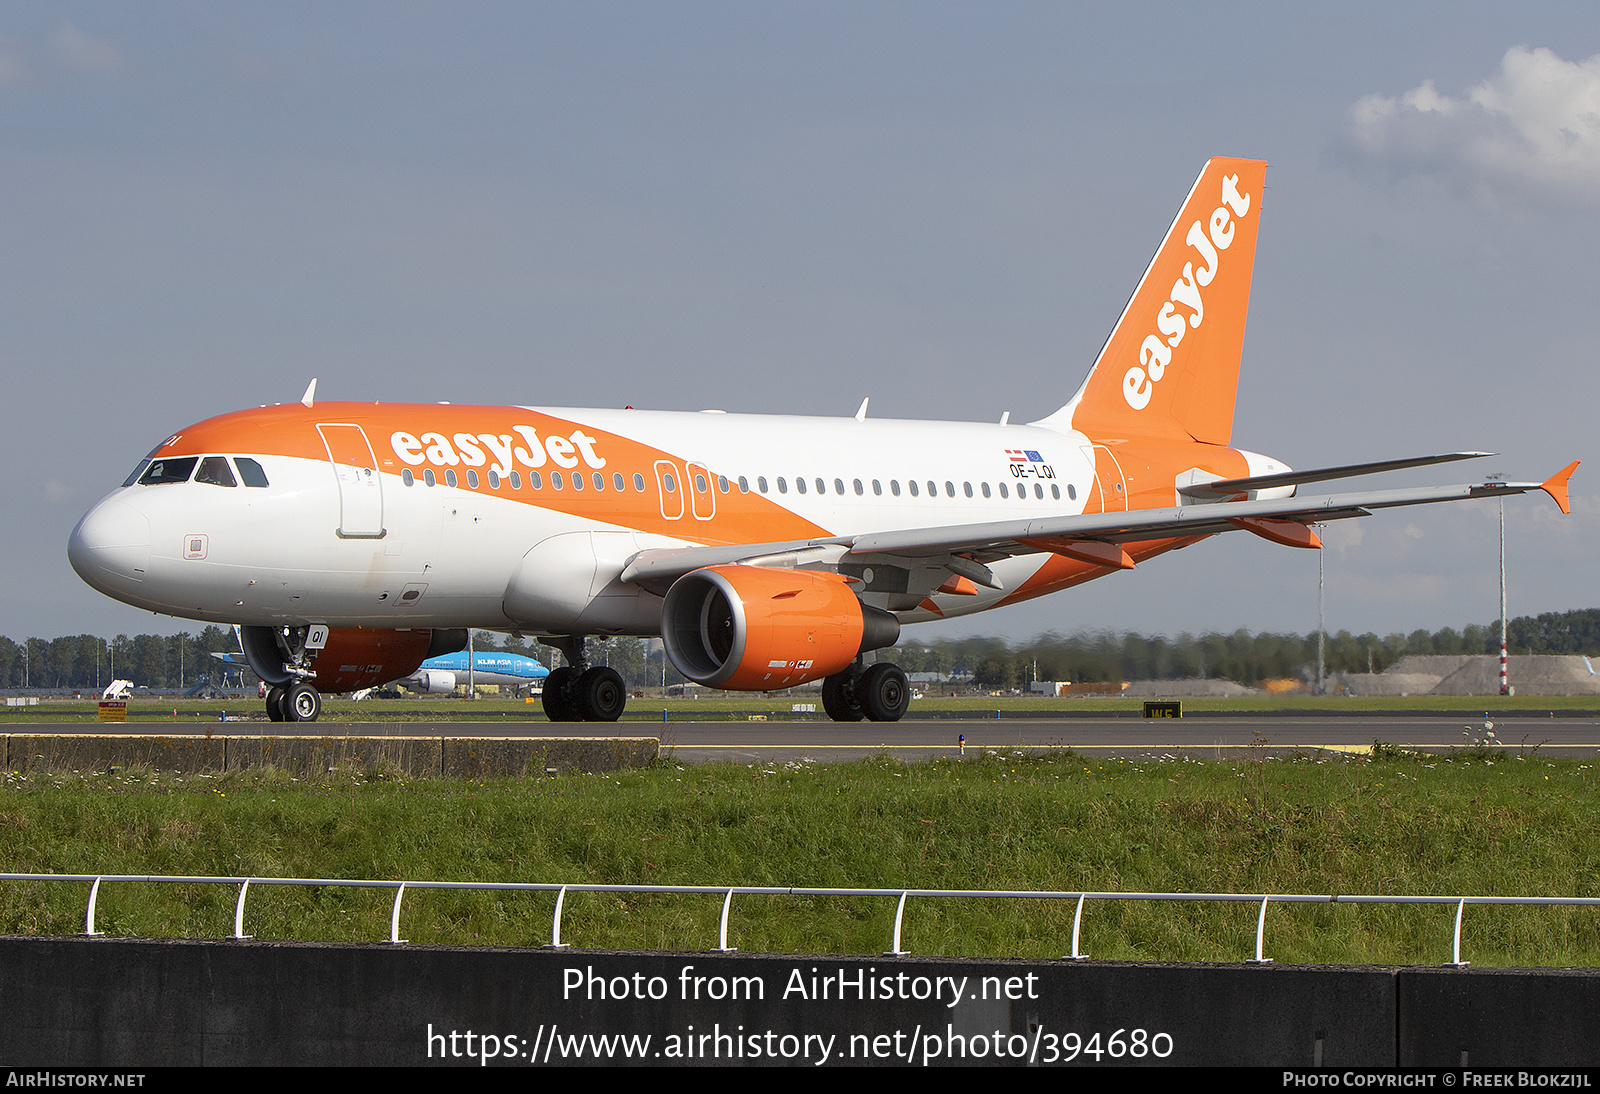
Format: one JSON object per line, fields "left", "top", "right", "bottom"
{"left": 255, "top": 625, "right": 325, "bottom": 723}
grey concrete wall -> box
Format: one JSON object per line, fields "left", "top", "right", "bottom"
{"left": 4, "top": 937, "right": 1594, "bottom": 1066}
{"left": 0, "top": 937, "right": 1407, "bottom": 1066}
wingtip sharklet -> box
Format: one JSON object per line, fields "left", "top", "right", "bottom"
{"left": 1541, "top": 460, "right": 1580, "bottom": 515}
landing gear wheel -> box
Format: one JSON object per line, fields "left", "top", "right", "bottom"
{"left": 284, "top": 681, "right": 322, "bottom": 723}
{"left": 821, "top": 670, "right": 863, "bottom": 722}
{"left": 265, "top": 685, "right": 287, "bottom": 722}
{"left": 541, "top": 666, "right": 580, "bottom": 722}
{"left": 858, "top": 663, "right": 909, "bottom": 722}
{"left": 574, "top": 667, "right": 626, "bottom": 722}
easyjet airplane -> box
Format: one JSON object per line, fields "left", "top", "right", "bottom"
{"left": 68, "top": 158, "right": 1577, "bottom": 724}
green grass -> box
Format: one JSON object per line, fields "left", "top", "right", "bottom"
{"left": 1, "top": 745, "right": 1599, "bottom": 966}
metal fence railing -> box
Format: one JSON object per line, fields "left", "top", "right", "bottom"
{"left": 3, "top": 872, "right": 1596, "bottom": 966}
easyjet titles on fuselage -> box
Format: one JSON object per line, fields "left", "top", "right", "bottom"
{"left": 389, "top": 426, "right": 607, "bottom": 475}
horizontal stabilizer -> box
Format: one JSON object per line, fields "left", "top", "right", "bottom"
{"left": 1179, "top": 452, "right": 1493, "bottom": 499}
{"left": 1541, "top": 461, "right": 1580, "bottom": 515}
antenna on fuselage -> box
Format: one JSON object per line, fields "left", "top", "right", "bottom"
{"left": 301, "top": 378, "right": 317, "bottom": 408}
{"left": 855, "top": 397, "right": 869, "bottom": 422}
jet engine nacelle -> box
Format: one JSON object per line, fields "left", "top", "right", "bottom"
{"left": 661, "top": 565, "right": 900, "bottom": 690}
{"left": 410, "top": 669, "right": 458, "bottom": 694}
{"left": 238, "top": 625, "right": 452, "bottom": 693}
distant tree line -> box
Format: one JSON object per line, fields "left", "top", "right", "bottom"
{"left": 898, "top": 608, "right": 1600, "bottom": 689}
{"left": 4, "top": 608, "right": 1600, "bottom": 691}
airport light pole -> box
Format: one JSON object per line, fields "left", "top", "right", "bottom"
{"left": 1500, "top": 496, "right": 1509, "bottom": 696}
{"left": 1316, "top": 526, "right": 1326, "bottom": 695}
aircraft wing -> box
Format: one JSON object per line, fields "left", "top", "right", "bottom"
{"left": 621, "top": 463, "right": 1577, "bottom": 586}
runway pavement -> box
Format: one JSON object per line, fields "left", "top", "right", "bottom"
{"left": 12, "top": 714, "right": 1600, "bottom": 763}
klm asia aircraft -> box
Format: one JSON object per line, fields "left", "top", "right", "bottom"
{"left": 397, "top": 649, "right": 550, "bottom": 695}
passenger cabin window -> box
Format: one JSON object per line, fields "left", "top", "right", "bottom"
{"left": 796, "top": 478, "right": 806, "bottom": 495}
{"left": 593, "top": 472, "right": 604, "bottom": 490}
{"left": 510, "top": 471, "right": 523, "bottom": 490}
{"left": 466, "top": 470, "right": 479, "bottom": 489}
{"left": 424, "top": 469, "right": 437, "bottom": 487}
{"left": 402, "top": 468, "right": 415, "bottom": 487}
{"left": 815, "top": 478, "right": 826, "bottom": 495}
{"left": 633, "top": 473, "right": 646, "bottom": 492}
{"left": 908, "top": 480, "right": 919, "bottom": 497}
{"left": 138, "top": 457, "right": 198, "bottom": 485}
{"left": 445, "top": 469, "right": 458, "bottom": 488}
{"left": 613, "top": 472, "right": 625, "bottom": 491}
{"left": 890, "top": 480, "right": 900, "bottom": 496}
{"left": 776, "top": 477, "right": 787, "bottom": 494}
{"left": 872, "top": 479, "right": 882, "bottom": 496}
{"left": 195, "top": 456, "right": 237, "bottom": 487}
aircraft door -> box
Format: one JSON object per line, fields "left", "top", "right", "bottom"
{"left": 317, "top": 424, "right": 385, "bottom": 538}
{"left": 654, "top": 460, "right": 685, "bottom": 520}
{"left": 686, "top": 461, "right": 716, "bottom": 521}
{"left": 1083, "top": 444, "right": 1129, "bottom": 513}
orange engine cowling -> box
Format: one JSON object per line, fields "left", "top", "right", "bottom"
{"left": 661, "top": 565, "right": 900, "bottom": 690}
{"left": 310, "top": 628, "right": 436, "bottom": 693}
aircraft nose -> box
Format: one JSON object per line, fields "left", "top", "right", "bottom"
{"left": 68, "top": 498, "right": 151, "bottom": 594}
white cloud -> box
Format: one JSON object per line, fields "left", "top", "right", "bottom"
{"left": 49, "top": 20, "right": 123, "bottom": 74}
{"left": 1348, "top": 46, "right": 1600, "bottom": 208}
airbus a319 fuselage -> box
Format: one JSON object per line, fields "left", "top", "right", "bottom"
{"left": 68, "top": 159, "right": 1575, "bottom": 724}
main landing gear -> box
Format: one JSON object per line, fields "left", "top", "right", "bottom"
{"left": 539, "top": 636, "right": 626, "bottom": 723}
{"left": 821, "top": 659, "right": 910, "bottom": 723}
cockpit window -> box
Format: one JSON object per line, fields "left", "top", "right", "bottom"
{"left": 235, "top": 457, "right": 269, "bottom": 488}
{"left": 137, "top": 457, "right": 198, "bottom": 485}
{"left": 121, "top": 460, "right": 151, "bottom": 487}
{"left": 195, "top": 456, "right": 237, "bottom": 487}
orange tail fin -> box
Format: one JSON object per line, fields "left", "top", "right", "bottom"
{"left": 1034, "top": 157, "right": 1268, "bottom": 445}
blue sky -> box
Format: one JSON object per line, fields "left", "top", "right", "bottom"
{"left": 5, "top": 2, "right": 1597, "bottom": 643}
